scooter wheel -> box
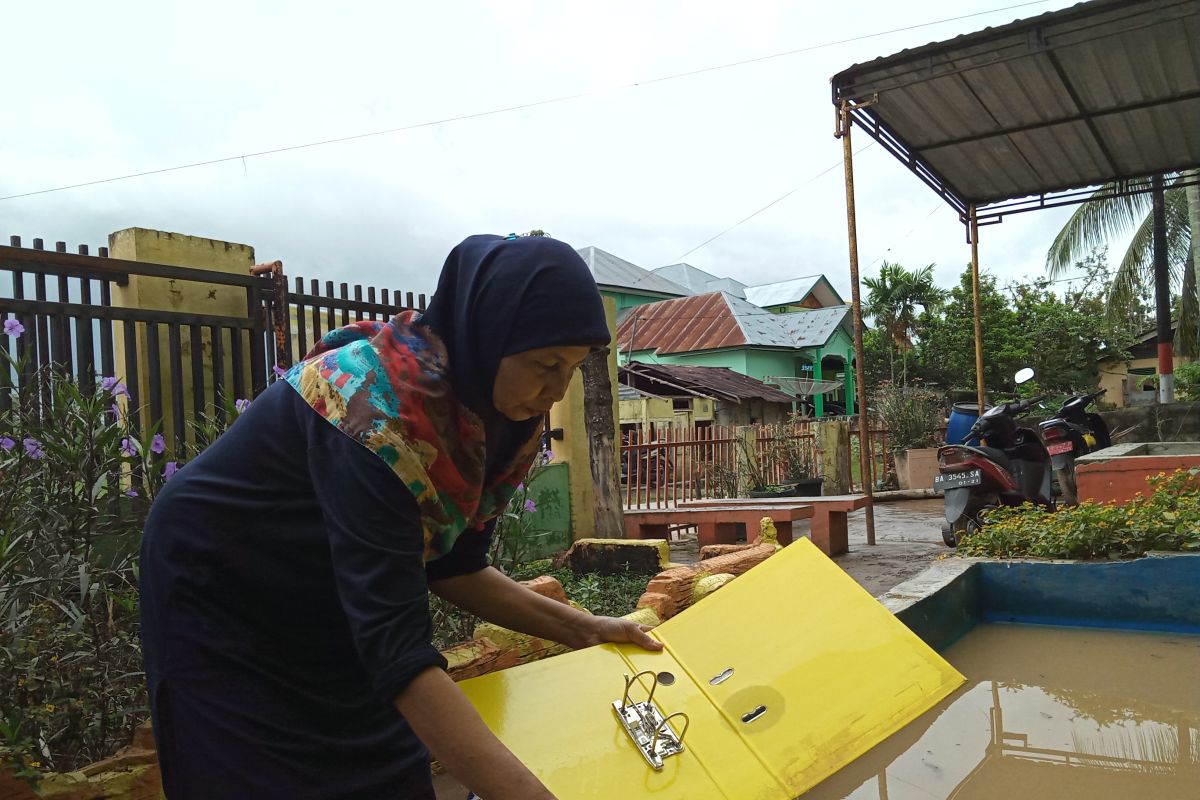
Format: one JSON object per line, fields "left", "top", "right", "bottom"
{"left": 941, "top": 521, "right": 959, "bottom": 548}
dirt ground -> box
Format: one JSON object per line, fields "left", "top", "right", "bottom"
{"left": 668, "top": 498, "right": 949, "bottom": 597}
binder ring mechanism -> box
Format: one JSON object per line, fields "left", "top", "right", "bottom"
{"left": 613, "top": 671, "right": 690, "bottom": 770}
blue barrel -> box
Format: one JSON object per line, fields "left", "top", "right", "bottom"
{"left": 946, "top": 402, "right": 984, "bottom": 446}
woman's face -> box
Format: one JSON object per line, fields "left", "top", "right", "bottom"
{"left": 492, "top": 345, "right": 594, "bottom": 421}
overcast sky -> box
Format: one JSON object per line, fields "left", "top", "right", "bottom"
{"left": 3, "top": 0, "right": 1106, "bottom": 302}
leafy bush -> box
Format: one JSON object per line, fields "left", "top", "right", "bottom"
{"left": 487, "top": 449, "right": 563, "bottom": 571}
{"left": 1176, "top": 362, "right": 1200, "bottom": 400}
{"left": 0, "top": 352, "right": 247, "bottom": 782}
{"left": 507, "top": 560, "right": 647, "bottom": 619}
{"left": 873, "top": 384, "right": 942, "bottom": 452}
{"left": 957, "top": 468, "right": 1200, "bottom": 559}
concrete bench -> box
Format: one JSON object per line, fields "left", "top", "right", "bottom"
{"left": 678, "top": 494, "right": 869, "bottom": 556}
{"left": 622, "top": 504, "right": 813, "bottom": 548}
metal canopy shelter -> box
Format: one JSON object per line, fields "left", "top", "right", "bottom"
{"left": 827, "top": 0, "right": 1200, "bottom": 545}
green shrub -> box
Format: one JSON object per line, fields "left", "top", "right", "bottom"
{"left": 0, "top": 357, "right": 246, "bottom": 782}
{"left": 957, "top": 468, "right": 1200, "bottom": 559}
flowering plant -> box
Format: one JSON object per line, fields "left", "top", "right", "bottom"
{"left": 0, "top": 318, "right": 249, "bottom": 783}
{"left": 488, "top": 449, "right": 564, "bottom": 571}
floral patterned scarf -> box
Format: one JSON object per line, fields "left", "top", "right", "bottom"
{"left": 285, "top": 311, "right": 542, "bottom": 562}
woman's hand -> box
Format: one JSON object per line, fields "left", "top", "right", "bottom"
{"left": 581, "top": 615, "right": 664, "bottom": 651}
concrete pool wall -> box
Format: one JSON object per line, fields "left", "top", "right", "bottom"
{"left": 879, "top": 552, "right": 1200, "bottom": 652}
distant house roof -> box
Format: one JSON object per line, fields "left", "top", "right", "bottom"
{"left": 776, "top": 306, "right": 853, "bottom": 348}
{"left": 651, "top": 263, "right": 747, "bottom": 298}
{"left": 575, "top": 246, "right": 686, "bottom": 297}
{"left": 744, "top": 275, "right": 844, "bottom": 308}
{"left": 620, "top": 362, "right": 794, "bottom": 405}
{"left": 615, "top": 292, "right": 851, "bottom": 355}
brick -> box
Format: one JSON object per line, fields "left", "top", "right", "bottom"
{"left": 443, "top": 637, "right": 521, "bottom": 682}
{"left": 563, "top": 538, "right": 668, "bottom": 576}
{"left": 699, "top": 544, "right": 756, "bottom": 560}
{"left": 519, "top": 576, "right": 568, "bottom": 605}
{"left": 693, "top": 573, "right": 735, "bottom": 603}
{"left": 635, "top": 543, "right": 776, "bottom": 619}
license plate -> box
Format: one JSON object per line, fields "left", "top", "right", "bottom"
{"left": 933, "top": 469, "right": 982, "bottom": 490}
{"left": 1046, "top": 441, "right": 1074, "bottom": 456}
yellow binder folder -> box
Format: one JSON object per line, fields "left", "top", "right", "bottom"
{"left": 458, "top": 538, "right": 965, "bottom": 799}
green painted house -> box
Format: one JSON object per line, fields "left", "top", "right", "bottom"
{"left": 575, "top": 246, "right": 687, "bottom": 320}
{"left": 615, "top": 291, "right": 857, "bottom": 417}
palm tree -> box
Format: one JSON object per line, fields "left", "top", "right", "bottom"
{"left": 864, "top": 261, "right": 947, "bottom": 385}
{"left": 1046, "top": 171, "right": 1198, "bottom": 358}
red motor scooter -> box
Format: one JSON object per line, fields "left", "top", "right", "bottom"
{"left": 935, "top": 369, "right": 1054, "bottom": 547}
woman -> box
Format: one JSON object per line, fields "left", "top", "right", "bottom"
{"left": 140, "top": 234, "right": 661, "bottom": 799}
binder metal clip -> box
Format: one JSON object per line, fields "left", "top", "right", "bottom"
{"left": 613, "top": 671, "right": 690, "bottom": 770}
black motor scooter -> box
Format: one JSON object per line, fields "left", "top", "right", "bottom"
{"left": 1038, "top": 389, "right": 1111, "bottom": 505}
{"left": 934, "top": 369, "right": 1055, "bottom": 547}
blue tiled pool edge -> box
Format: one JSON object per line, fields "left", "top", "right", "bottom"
{"left": 879, "top": 553, "right": 1200, "bottom": 652}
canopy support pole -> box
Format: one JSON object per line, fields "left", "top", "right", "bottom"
{"left": 969, "top": 205, "right": 985, "bottom": 412}
{"left": 837, "top": 100, "right": 876, "bottom": 546}
{"left": 1152, "top": 174, "right": 1175, "bottom": 404}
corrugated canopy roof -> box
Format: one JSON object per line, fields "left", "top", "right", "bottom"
{"left": 615, "top": 292, "right": 850, "bottom": 355}
{"left": 575, "top": 246, "right": 687, "bottom": 296}
{"left": 619, "top": 362, "right": 794, "bottom": 405}
{"left": 831, "top": 0, "right": 1200, "bottom": 216}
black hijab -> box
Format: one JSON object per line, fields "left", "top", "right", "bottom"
{"left": 418, "top": 234, "right": 610, "bottom": 468}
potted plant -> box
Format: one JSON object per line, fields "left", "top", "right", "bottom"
{"left": 873, "top": 383, "right": 943, "bottom": 490}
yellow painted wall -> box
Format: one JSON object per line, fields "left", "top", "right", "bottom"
{"left": 108, "top": 228, "right": 256, "bottom": 453}
{"left": 548, "top": 297, "right": 621, "bottom": 540}
{"left": 1099, "top": 355, "right": 1195, "bottom": 407}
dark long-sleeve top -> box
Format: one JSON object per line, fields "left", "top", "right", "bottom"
{"left": 140, "top": 379, "right": 488, "bottom": 796}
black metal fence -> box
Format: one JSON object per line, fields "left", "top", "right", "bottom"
{"left": 0, "top": 237, "right": 426, "bottom": 455}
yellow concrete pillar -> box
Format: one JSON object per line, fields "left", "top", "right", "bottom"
{"left": 108, "top": 228, "right": 256, "bottom": 454}
{"left": 547, "top": 296, "right": 621, "bottom": 540}
{"left": 549, "top": 370, "right": 595, "bottom": 539}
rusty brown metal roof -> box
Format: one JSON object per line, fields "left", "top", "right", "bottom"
{"left": 620, "top": 362, "right": 794, "bottom": 405}
{"left": 616, "top": 292, "right": 747, "bottom": 354}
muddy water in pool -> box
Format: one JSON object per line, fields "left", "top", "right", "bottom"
{"left": 805, "top": 624, "right": 1200, "bottom": 800}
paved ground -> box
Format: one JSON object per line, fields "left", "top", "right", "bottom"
{"left": 668, "top": 498, "right": 949, "bottom": 597}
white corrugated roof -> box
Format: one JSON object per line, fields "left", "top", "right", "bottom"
{"left": 576, "top": 247, "right": 687, "bottom": 296}
{"left": 744, "top": 275, "right": 844, "bottom": 308}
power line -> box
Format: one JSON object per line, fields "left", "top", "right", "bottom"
{"left": 676, "top": 142, "right": 875, "bottom": 260}
{"left": 0, "top": 0, "right": 1057, "bottom": 203}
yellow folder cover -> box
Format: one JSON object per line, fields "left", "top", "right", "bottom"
{"left": 458, "top": 538, "right": 965, "bottom": 799}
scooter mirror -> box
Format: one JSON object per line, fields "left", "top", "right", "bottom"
{"left": 1014, "top": 367, "right": 1035, "bottom": 385}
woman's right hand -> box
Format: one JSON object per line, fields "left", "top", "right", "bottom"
{"left": 396, "top": 666, "right": 557, "bottom": 800}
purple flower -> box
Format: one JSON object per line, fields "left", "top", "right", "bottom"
{"left": 101, "top": 380, "right": 130, "bottom": 399}
{"left": 120, "top": 437, "right": 138, "bottom": 457}
{"left": 150, "top": 434, "right": 166, "bottom": 455}
{"left": 22, "top": 437, "right": 43, "bottom": 459}
{"left": 272, "top": 365, "right": 287, "bottom": 378}
{"left": 100, "top": 376, "right": 119, "bottom": 392}
{"left": 3, "top": 318, "right": 24, "bottom": 338}
{"left": 163, "top": 461, "right": 179, "bottom": 480}
{"left": 111, "top": 403, "right": 121, "bottom": 419}
{"left": 516, "top": 482, "right": 525, "bottom": 493}
{"left": 542, "top": 450, "right": 555, "bottom": 464}
{"left": 125, "top": 488, "right": 139, "bottom": 498}
{"left": 235, "top": 398, "right": 251, "bottom": 413}
{"left": 0, "top": 436, "right": 14, "bottom": 452}
{"left": 523, "top": 498, "right": 537, "bottom": 514}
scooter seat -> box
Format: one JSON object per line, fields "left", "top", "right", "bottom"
{"left": 961, "top": 445, "right": 1011, "bottom": 469}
